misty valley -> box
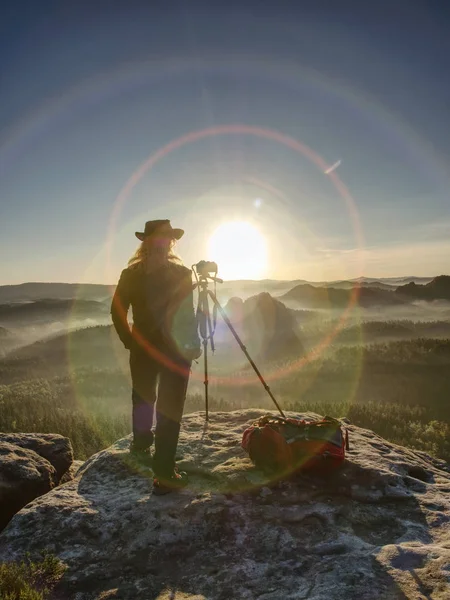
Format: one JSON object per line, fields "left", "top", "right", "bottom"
{"left": 0, "top": 275, "right": 449, "bottom": 463}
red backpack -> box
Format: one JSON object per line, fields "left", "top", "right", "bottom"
{"left": 242, "top": 414, "right": 349, "bottom": 475}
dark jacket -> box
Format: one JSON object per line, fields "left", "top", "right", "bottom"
{"left": 111, "top": 262, "right": 200, "bottom": 358}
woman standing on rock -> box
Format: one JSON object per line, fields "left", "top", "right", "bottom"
{"left": 111, "top": 219, "right": 201, "bottom": 495}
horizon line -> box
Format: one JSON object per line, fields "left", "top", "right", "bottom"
{"left": 0, "top": 274, "right": 445, "bottom": 287}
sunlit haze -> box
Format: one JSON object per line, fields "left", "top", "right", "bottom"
{"left": 207, "top": 221, "right": 267, "bottom": 280}
{"left": 1, "top": 2, "right": 450, "bottom": 284}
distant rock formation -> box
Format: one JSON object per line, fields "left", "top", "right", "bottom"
{"left": 281, "top": 283, "right": 406, "bottom": 309}
{"left": 1, "top": 410, "right": 449, "bottom": 599}
{"left": 0, "top": 433, "right": 73, "bottom": 531}
{"left": 225, "top": 292, "right": 304, "bottom": 359}
{"left": 396, "top": 275, "right": 450, "bottom": 301}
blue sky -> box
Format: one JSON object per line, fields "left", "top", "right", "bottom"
{"left": 1, "top": 0, "right": 449, "bottom": 283}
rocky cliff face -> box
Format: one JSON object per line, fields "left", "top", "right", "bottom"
{"left": 1, "top": 410, "right": 449, "bottom": 599}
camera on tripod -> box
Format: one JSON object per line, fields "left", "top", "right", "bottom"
{"left": 192, "top": 257, "right": 285, "bottom": 422}
{"left": 194, "top": 260, "right": 218, "bottom": 278}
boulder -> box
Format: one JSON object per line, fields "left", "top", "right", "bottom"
{"left": 0, "top": 441, "right": 57, "bottom": 531}
{"left": 1, "top": 410, "right": 449, "bottom": 599}
{"left": 0, "top": 433, "right": 73, "bottom": 481}
{"left": 0, "top": 433, "right": 73, "bottom": 531}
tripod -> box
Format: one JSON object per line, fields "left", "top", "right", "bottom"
{"left": 194, "top": 272, "right": 285, "bottom": 421}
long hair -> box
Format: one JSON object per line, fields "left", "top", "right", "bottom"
{"left": 128, "top": 237, "right": 181, "bottom": 271}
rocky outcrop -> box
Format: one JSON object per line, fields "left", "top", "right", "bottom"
{"left": 0, "top": 433, "right": 73, "bottom": 531}
{"left": 225, "top": 293, "right": 304, "bottom": 359}
{"left": 0, "top": 441, "right": 57, "bottom": 531}
{"left": 1, "top": 410, "right": 449, "bottom": 599}
{"left": 0, "top": 433, "right": 73, "bottom": 481}
{"left": 281, "top": 283, "right": 406, "bottom": 309}
{"left": 396, "top": 275, "right": 450, "bottom": 302}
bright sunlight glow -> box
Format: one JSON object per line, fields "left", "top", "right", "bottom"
{"left": 207, "top": 221, "right": 268, "bottom": 280}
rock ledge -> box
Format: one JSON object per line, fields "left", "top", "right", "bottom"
{"left": 1, "top": 410, "right": 449, "bottom": 599}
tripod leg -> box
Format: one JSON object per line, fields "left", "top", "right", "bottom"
{"left": 203, "top": 339, "right": 209, "bottom": 421}
{"left": 207, "top": 290, "right": 286, "bottom": 418}
{"left": 201, "top": 292, "right": 210, "bottom": 421}
{"left": 196, "top": 288, "right": 210, "bottom": 422}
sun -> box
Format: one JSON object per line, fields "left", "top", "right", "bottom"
{"left": 207, "top": 221, "right": 268, "bottom": 280}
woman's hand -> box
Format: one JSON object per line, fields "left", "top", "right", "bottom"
{"left": 182, "top": 345, "right": 202, "bottom": 361}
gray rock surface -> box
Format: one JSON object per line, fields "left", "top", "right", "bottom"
{"left": 0, "top": 432, "right": 73, "bottom": 481}
{"left": 0, "top": 432, "right": 73, "bottom": 531}
{"left": 0, "top": 441, "right": 57, "bottom": 531}
{"left": 1, "top": 410, "right": 449, "bottom": 599}
{"left": 60, "top": 459, "right": 85, "bottom": 484}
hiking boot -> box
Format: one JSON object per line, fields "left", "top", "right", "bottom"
{"left": 129, "top": 444, "right": 154, "bottom": 468}
{"left": 152, "top": 471, "right": 189, "bottom": 496}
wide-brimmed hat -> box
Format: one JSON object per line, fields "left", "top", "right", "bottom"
{"left": 135, "top": 219, "right": 184, "bottom": 241}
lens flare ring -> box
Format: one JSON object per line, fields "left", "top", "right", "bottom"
{"left": 106, "top": 124, "right": 365, "bottom": 388}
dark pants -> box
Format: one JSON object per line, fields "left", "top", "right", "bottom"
{"left": 129, "top": 343, "right": 191, "bottom": 478}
